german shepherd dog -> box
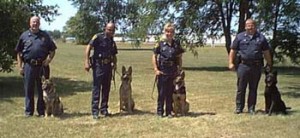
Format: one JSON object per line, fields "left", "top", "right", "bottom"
{"left": 264, "top": 70, "right": 290, "bottom": 116}
{"left": 42, "top": 78, "right": 64, "bottom": 117}
{"left": 119, "top": 66, "right": 135, "bottom": 113}
{"left": 172, "top": 70, "right": 189, "bottom": 116}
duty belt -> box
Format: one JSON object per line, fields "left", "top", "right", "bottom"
{"left": 241, "top": 59, "right": 262, "bottom": 66}
{"left": 26, "top": 59, "right": 43, "bottom": 66}
{"left": 161, "top": 61, "right": 174, "bottom": 67}
{"left": 96, "top": 58, "right": 111, "bottom": 64}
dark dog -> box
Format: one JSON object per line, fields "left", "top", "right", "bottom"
{"left": 172, "top": 70, "right": 189, "bottom": 116}
{"left": 42, "top": 78, "right": 64, "bottom": 117}
{"left": 264, "top": 70, "right": 289, "bottom": 115}
{"left": 119, "top": 66, "right": 135, "bottom": 113}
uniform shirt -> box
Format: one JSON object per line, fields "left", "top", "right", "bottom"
{"left": 153, "top": 39, "right": 184, "bottom": 75}
{"left": 231, "top": 31, "right": 270, "bottom": 61}
{"left": 89, "top": 33, "right": 118, "bottom": 59}
{"left": 15, "top": 30, "right": 57, "bottom": 61}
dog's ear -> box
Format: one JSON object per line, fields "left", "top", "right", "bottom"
{"left": 128, "top": 66, "right": 132, "bottom": 74}
{"left": 122, "top": 66, "right": 126, "bottom": 74}
{"left": 180, "top": 70, "right": 185, "bottom": 79}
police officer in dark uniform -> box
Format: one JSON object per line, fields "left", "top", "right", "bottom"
{"left": 15, "top": 16, "right": 57, "bottom": 117}
{"left": 152, "top": 23, "right": 184, "bottom": 118}
{"left": 229, "top": 19, "right": 272, "bottom": 114}
{"left": 84, "top": 22, "right": 117, "bottom": 119}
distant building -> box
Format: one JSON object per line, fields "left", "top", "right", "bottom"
{"left": 65, "top": 37, "right": 76, "bottom": 43}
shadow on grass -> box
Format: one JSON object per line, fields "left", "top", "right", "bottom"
{"left": 183, "top": 66, "right": 229, "bottom": 72}
{"left": 0, "top": 76, "right": 24, "bottom": 98}
{"left": 282, "top": 86, "right": 300, "bottom": 98}
{"left": 256, "top": 109, "right": 296, "bottom": 116}
{"left": 183, "top": 65, "right": 300, "bottom": 73}
{"left": 274, "top": 66, "right": 300, "bottom": 76}
{"left": 0, "top": 76, "right": 91, "bottom": 99}
{"left": 118, "top": 48, "right": 152, "bottom": 51}
{"left": 111, "top": 108, "right": 154, "bottom": 117}
{"left": 59, "top": 111, "right": 90, "bottom": 120}
{"left": 188, "top": 111, "right": 216, "bottom": 117}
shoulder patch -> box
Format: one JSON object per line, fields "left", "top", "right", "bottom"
{"left": 92, "top": 34, "right": 98, "bottom": 40}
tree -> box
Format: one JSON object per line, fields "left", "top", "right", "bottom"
{"left": 63, "top": 10, "right": 100, "bottom": 44}
{"left": 255, "top": 0, "right": 300, "bottom": 64}
{"left": 66, "top": 0, "right": 300, "bottom": 64}
{"left": 48, "top": 29, "right": 62, "bottom": 40}
{"left": 0, "top": 0, "right": 59, "bottom": 72}
{"left": 67, "top": 0, "right": 145, "bottom": 45}
{"left": 129, "top": 0, "right": 300, "bottom": 64}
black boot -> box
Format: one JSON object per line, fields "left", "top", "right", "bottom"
{"left": 248, "top": 105, "right": 255, "bottom": 115}
{"left": 235, "top": 104, "right": 243, "bottom": 114}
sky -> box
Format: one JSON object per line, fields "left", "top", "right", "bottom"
{"left": 40, "top": 0, "right": 78, "bottom": 31}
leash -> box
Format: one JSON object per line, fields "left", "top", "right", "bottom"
{"left": 112, "top": 68, "right": 121, "bottom": 91}
{"left": 151, "top": 75, "right": 158, "bottom": 100}
{"left": 112, "top": 68, "right": 116, "bottom": 90}
{"left": 115, "top": 69, "right": 121, "bottom": 77}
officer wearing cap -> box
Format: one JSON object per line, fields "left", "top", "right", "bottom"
{"left": 84, "top": 22, "right": 117, "bottom": 119}
{"left": 229, "top": 19, "right": 272, "bottom": 114}
{"left": 152, "top": 22, "right": 184, "bottom": 118}
{"left": 15, "top": 16, "right": 57, "bottom": 117}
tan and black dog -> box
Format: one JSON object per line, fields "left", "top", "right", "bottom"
{"left": 172, "top": 70, "right": 189, "bottom": 116}
{"left": 42, "top": 78, "right": 64, "bottom": 117}
{"left": 119, "top": 66, "right": 135, "bottom": 113}
{"left": 264, "top": 70, "right": 290, "bottom": 116}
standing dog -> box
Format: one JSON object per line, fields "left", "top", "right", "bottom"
{"left": 264, "top": 70, "right": 289, "bottom": 116}
{"left": 119, "top": 66, "right": 135, "bottom": 113}
{"left": 172, "top": 70, "right": 189, "bottom": 116}
{"left": 42, "top": 78, "right": 64, "bottom": 117}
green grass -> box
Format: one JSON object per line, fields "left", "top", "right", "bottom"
{"left": 0, "top": 42, "right": 300, "bottom": 138}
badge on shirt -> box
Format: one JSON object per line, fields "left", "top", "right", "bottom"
{"left": 41, "top": 36, "right": 45, "bottom": 42}
{"left": 162, "top": 46, "right": 167, "bottom": 51}
{"left": 25, "top": 40, "right": 32, "bottom": 46}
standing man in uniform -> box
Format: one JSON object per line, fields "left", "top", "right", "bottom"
{"left": 15, "top": 16, "right": 57, "bottom": 117}
{"left": 228, "top": 19, "right": 272, "bottom": 114}
{"left": 84, "top": 22, "right": 118, "bottom": 119}
{"left": 152, "top": 23, "right": 184, "bottom": 118}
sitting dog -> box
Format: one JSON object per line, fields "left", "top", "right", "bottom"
{"left": 119, "top": 66, "right": 135, "bottom": 113}
{"left": 42, "top": 78, "right": 64, "bottom": 117}
{"left": 264, "top": 70, "right": 290, "bottom": 116}
{"left": 172, "top": 70, "right": 189, "bottom": 116}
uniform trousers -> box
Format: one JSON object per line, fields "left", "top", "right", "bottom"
{"left": 23, "top": 63, "right": 45, "bottom": 115}
{"left": 236, "top": 63, "right": 262, "bottom": 111}
{"left": 157, "top": 75, "right": 175, "bottom": 116}
{"left": 91, "top": 62, "right": 112, "bottom": 115}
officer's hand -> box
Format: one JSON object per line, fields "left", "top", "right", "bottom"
{"left": 19, "top": 68, "right": 24, "bottom": 76}
{"left": 228, "top": 63, "right": 235, "bottom": 71}
{"left": 43, "top": 59, "right": 51, "bottom": 66}
{"left": 112, "top": 63, "right": 117, "bottom": 70}
{"left": 84, "top": 62, "right": 90, "bottom": 72}
{"left": 154, "top": 69, "right": 163, "bottom": 75}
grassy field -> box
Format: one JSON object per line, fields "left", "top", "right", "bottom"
{"left": 0, "top": 42, "right": 300, "bottom": 138}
